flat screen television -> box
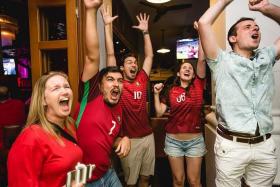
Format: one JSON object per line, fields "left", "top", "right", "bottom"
{"left": 176, "top": 38, "right": 199, "bottom": 59}
{"left": 3, "top": 58, "right": 16, "bottom": 75}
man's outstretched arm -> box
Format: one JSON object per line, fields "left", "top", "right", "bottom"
{"left": 101, "top": 5, "right": 118, "bottom": 67}
{"left": 194, "top": 21, "right": 206, "bottom": 79}
{"left": 132, "top": 13, "right": 154, "bottom": 75}
{"left": 198, "top": 0, "right": 233, "bottom": 60}
{"left": 249, "top": 0, "right": 280, "bottom": 24}
{"left": 82, "top": 0, "right": 102, "bottom": 82}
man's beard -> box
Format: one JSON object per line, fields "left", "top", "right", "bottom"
{"left": 103, "top": 97, "right": 119, "bottom": 107}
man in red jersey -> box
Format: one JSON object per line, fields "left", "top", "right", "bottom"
{"left": 0, "top": 84, "right": 25, "bottom": 186}
{"left": 101, "top": 8, "right": 154, "bottom": 187}
{"left": 75, "top": 1, "right": 130, "bottom": 186}
{"left": 119, "top": 14, "right": 154, "bottom": 187}
{"left": 0, "top": 85, "right": 25, "bottom": 149}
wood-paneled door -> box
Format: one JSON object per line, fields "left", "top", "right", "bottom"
{"left": 28, "top": 0, "right": 79, "bottom": 109}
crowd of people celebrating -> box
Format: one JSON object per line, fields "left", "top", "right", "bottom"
{"left": 3, "top": 0, "right": 280, "bottom": 186}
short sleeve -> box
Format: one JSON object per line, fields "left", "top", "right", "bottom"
{"left": 76, "top": 73, "right": 100, "bottom": 126}
{"left": 206, "top": 49, "right": 225, "bottom": 73}
{"left": 78, "top": 72, "right": 100, "bottom": 102}
{"left": 137, "top": 70, "right": 149, "bottom": 83}
{"left": 265, "top": 46, "right": 277, "bottom": 66}
{"left": 194, "top": 76, "right": 206, "bottom": 89}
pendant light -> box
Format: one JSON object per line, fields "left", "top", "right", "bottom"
{"left": 0, "top": 14, "right": 18, "bottom": 40}
{"left": 157, "top": 29, "right": 170, "bottom": 54}
{"left": 147, "top": 0, "right": 171, "bottom": 4}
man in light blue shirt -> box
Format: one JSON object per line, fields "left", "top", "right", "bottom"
{"left": 198, "top": 0, "right": 280, "bottom": 186}
{"left": 208, "top": 47, "right": 276, "bottom": 135}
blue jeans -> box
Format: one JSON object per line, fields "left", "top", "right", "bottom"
{"left": 86, "top": 169, "right": 122, "bottom": 187}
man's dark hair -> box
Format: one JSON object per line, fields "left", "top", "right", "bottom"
{"left": 120, "top": 52, "right": 138, "bottom": 66}
{"left": 99, "top": 66, "right": 122, "bottom": 83}
{"left": 227, "top": 17, "right": 255, "bottom": 49}
{"left": 0, "top": 84, "right": 9, "bottom": 101}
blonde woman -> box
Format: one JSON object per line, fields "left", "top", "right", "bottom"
{"left": 8, "top": 72, "right": 83, "bottom": 187}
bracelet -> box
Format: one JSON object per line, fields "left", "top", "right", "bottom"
{"left": 143, "top": 31, "right": 149, "bottom": 35}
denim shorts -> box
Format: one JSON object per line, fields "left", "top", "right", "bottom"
{"left": 164, "top": 134, "right": 207, "bottom": 157}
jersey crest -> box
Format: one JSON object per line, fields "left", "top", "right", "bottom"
{"left": 117, "top": 115, "right": 121, "bottom": 124}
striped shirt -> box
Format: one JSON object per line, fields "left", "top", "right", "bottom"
{"left": 162, "top": 77, "right": 205, "bottom": 133}
{"left": 119, "top": 70, "right": 153, "bottom": 138}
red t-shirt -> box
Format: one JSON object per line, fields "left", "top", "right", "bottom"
{"left": 0, "top": 99, "right": 25, "bottom": 148}
{"left": 7, "top": 125, "right": 82, "bottom": 187}
{"left": 76, "top": 73, "right": 122, "bottom": 181}
{"left": 119, "top": 70, "right": 152, "bottom": 138}
{"left": 163, "top": 77, "right": 205, "bottom": 133}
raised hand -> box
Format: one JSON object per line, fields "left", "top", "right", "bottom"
{"left": 248, "top": 0, "right": 269, "bottom": 11}
{"left": 84, "top": 0, "right": 102, "bottom": 9}
{"left": 132, "top": 13, "right": 150, "bottom": 32}
{"left": 153, "top": 83, "right": 164, "bottom": 95}
{"left": 100, "top": 5, "right": 118, "bottom": 25}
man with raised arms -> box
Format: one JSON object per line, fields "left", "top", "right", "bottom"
{"left": 198, "top": 0, "right": 280, "bottom": 186}
{"left": 75, "top": 1, "right": 130, "bottom": 186}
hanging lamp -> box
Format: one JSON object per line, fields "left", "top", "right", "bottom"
{"left": 157, "top": 29, "right": 170, "bottom": 54}
{"left": 146, "top": 0, "right": 171, "bottom": 4}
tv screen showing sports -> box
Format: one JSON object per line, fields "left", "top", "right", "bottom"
{"left": 3, "top": 58, "right": 16, "bottom": 75}
{"left": 176, "top": 38, "right": 199, "bottom": 59}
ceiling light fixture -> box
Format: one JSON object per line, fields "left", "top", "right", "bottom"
{"left": 157, "top": 29, "right": 170, "bottom": 54}
{"left": 146, "top": 0, "right": 171, "bottom": 4}
{"left": 0, "top": 14, "right": 18, "bottom": 40}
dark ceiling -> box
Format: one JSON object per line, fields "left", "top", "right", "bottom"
{"left": 0, "top": 0, "right": 209, "bottom": 70}
{"left": 121, "top": 0, "right": 209, "bottom": 69}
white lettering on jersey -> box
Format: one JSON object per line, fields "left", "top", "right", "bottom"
{"left": 133, "top": 91, "right": 142, "bottom": 100}
{"left": 109, "top": 120, "right": 116, "bottom": 135}
{"left": 176, "top": 93, "right": 185, "bottom": 103}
